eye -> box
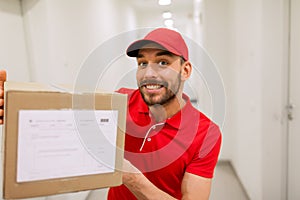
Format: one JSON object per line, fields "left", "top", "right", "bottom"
{"left": 138, "top": 62, "right": 148, "bottom": 68}
{"left": 158, "top": 60, "right": 169, "bottom": 67}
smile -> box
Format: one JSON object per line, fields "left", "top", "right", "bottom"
{"left": 144, "top": 84, "right": 163, "bottom": 90}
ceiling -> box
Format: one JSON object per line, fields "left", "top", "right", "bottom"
{"left": 128, "top": 0, "right": 195, "bottom": 28}
{"left": 129, "top": 0, "right": 194, "bottom": 11}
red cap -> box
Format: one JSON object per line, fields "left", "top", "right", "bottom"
{"left": 126, "top": 28, "right": 189, "bottom": 61}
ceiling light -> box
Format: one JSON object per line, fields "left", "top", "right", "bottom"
{"left": 159, "top": 0, "right": 171, "bottom": 6}
{"left": 164, "top": 19, "right": 174, "bottom": 28}
{"left": 162, "top": 11, "right": 172, "bottom": 19}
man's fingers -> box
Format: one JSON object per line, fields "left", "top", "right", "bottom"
{"left": 0, "top": 70, "right": 6, "bottom": 124}
{"left": 122, "top": 159, "right": 141, "bottom": 174}
{"left": 0, "top": 108, "right": 4, "bottom": 125}
{"left": 0, "top": 90, "right": 3, "bottom": 98}
{"left": 0, "top": 70, "right": 6, "bottom": 96}
{"left": 0, "top": 70, "right": 7, "bottom": 89}
{"left": 0, "top": 70, "right": 7, "bottom": 81}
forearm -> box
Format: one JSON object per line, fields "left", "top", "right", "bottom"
{"left": 123, "top": 172, "right": 177, "bottom": 200}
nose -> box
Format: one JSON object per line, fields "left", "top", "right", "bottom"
{"left": 143, "top": 63, "right": 158, "bottom": 78}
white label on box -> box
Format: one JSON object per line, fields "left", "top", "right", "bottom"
{"left": 17, "top": 110, "right": 119, "bottom": 182}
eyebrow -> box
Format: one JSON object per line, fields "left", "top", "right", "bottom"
{"left": 156, "top": 51, "right": 176, "bottom": 57}
{"left": 137, "top": 50, "right": 176, "bottom": 58}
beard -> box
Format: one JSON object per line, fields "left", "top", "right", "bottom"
{"left": 139, "top": 73, "right": 182, "bottom": 106}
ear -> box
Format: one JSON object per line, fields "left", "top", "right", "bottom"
{"left": 181, "top": 61, "right": 192, "bottom": 81}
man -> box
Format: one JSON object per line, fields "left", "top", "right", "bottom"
{"left": 0, "top": 28, "right": 221, "bottom": 200}
{"left": 109, "top": 28, "right": 222, "bottom": 200}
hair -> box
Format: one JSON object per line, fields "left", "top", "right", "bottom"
{"left": 180, "top": 56, "right": 186, "bottom": 65}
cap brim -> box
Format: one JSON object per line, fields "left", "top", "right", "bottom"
{"left": 126, "top": 40, "right": 167, "bottom": 57}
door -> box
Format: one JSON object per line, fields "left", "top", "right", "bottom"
{"left": 288, "top": 0, "right": 300, "bottom": 199}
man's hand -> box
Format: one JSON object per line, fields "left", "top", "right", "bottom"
{"left": 122, "top": 159, "right": 141, "bottom": 174}
{"left": 0, "top": 70, "right": 7, "bottom": 124}
{"left": 121, "top": 159, "right": 177, "bottom": 200}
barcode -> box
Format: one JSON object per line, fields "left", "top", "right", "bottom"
{"left": 100, "top": 118, "right": 109, "bottom": 122}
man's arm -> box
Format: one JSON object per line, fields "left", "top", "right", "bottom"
{"left": 181, "top": 172, "right": 212, "bottom": 200}
{"left": 0, "top": 70, "right": 7, "bottom": 124}
{"left": 122, "top": 159, "right": 177, "bottom": 200}
{"left": 122, "top": 160, "right": 211, "bottom": 200}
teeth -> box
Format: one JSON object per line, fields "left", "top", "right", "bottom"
{"left": 145, "top": 84, "right": 161, "bottom": 89}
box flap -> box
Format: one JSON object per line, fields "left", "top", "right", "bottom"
{"left": 4, "top": 81, "right": 120, "bottom": 95}
{"left": 4, "top": 81, "right": 58, "bottom": 92}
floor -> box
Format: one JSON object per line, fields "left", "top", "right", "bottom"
{"left": 210, "top": 161, "right": 250, "bottom": 200}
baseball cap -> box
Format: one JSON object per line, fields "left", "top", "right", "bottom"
{"left": 126, "top": 28, "right": 189, "bottom": 61}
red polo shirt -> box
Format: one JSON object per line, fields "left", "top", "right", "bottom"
{"left": 108, "top": 88, "right": 222, "bottom": 199}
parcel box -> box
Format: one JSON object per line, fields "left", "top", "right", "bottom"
{"left": 2, "top": 81, "right": 127, "bottom": 199}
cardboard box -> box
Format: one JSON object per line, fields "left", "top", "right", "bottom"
{"left": 2, "top": 81, "right": 127, "bottom": 199}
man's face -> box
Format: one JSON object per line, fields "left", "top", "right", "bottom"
{"left": 136, "top": 47, "right": 184, "bottom": 106}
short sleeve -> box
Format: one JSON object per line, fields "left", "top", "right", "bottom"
{"left": 185, "top": 124, "right": 222, "bottom": 178}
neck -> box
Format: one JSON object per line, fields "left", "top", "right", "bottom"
{"left": 149, "top": 94, "right": 186, "bottom": 123}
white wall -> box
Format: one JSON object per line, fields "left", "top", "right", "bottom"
{"left": 201, "top": 0, "right": 288, "bottom": 199}
{"left": 0, "top": 0, "right": 30, "bottom": 81}
{"left": 230, "top": 1, "right": 264, "bottom": 198}
{"left": 232, "top": 1, "right": 288, "bottom": 199}
{"left": 22, "top": 0, "right": 136, "bottom": 86}
{"left": 199, "top": 0, "right": 233, "bottom": 162}
{"left": 260, "top": 1, "right": 288, "bottom": 199}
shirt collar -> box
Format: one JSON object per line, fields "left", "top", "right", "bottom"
{"left": 165, "top": 94, "right": 195, "bottom": 130}
{"left": 131, "top": 90, "right": 195, "bottom": 130}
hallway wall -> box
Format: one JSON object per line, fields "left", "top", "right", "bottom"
{"left": 200, "top": 0, "right": 288, "bottom": 199}
{"left": 231, "top": 0, "right": 288, "bottom": 199}
{"left": 21, "top": 0, "right": 136, "bottom": 85}
{"left": 0, "top": 0, "right": 30, "bottom": 81}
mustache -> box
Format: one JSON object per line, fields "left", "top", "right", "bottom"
{"left": 138, "top": 80, "right": 168, "bottom": 88}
